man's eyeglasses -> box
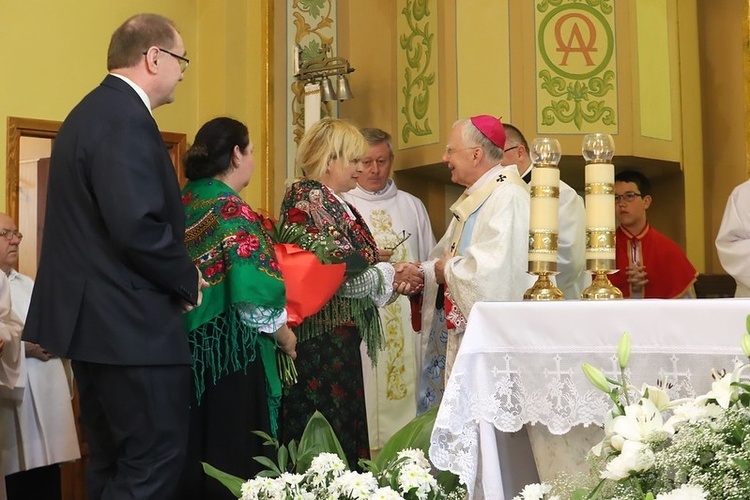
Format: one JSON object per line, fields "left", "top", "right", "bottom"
{"left": 143, "top": 47, "right": 190, "bottom": 73}
{"left": 385, "top": 230, "right": 412, "bottom": 251}
{"left": 444, "top": 146, "right": 477, "bottom": 157}
{"left": 0, "top": 229, "right": 23, "bottom": 241}
{"left": 614, "top": 192, "right": 643, "bottom": 203}
{"left": 503, "top": 145, "right": 519, "bottom": 153}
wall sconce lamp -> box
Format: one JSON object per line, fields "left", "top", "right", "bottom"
{"left": 294, "top": 43, "right": 355, "bottom": 102}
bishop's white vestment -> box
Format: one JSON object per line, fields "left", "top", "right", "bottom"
{"left": 343, "top": 180, "right": 436, "bottom": 452}
{"left": 418, "top": 165, "right": 533, "bottom": 413}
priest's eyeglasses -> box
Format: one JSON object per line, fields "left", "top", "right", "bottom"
{"left": 0, "top": 229, "right": 23, "bottom": 241}
{"left": 614, "top": 192, "right": 643, "bottom": 204}
{"left": 385, "top": 230, "right": 411, "bottom": 251}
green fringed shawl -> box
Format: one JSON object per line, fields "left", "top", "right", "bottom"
{"left": 183, "top": 178, "right": 286, "bottom": 436}
{"left": 280, "top": 180, "right": 384, "bottom": 361}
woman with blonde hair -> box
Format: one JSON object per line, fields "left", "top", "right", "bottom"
{"left": 279, "top": 118, "right": 419, "bottom": 466}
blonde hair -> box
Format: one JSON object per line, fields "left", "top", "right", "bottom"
{"left": 296, "top": 118, "right": 368, "bottom": 181}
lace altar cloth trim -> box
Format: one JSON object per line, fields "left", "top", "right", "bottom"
{"left": 429, "top": 350, "right": 744, "bottom": 498}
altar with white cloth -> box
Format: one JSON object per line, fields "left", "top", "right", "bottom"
{"left": 429, "top": 298, "right": 750, "bottom": 499}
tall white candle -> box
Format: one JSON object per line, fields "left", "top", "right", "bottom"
{"left": 304, "top": 83, "right": 321, "bottom": 131}
{"left": 584, "top": 162, "right": 615, "bottom": 262}
{"left": 528, "top": 166, "right": 560, "bottom": 264}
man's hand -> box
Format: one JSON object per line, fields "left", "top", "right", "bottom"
{"left": 625, "top": 263, "right": 649, "bottom": 288}
{"left": 434, "top": 251, "right": 451, "bottom": 285}
{"left": 277, "top": 325, "right": 297, "bottom": 360}
{"left": 377, "top": 248, "right": 393, "bottom": 262}
{"left": 182, "top": 267, "right": 210, "bottom": 312}
{"left": 25, "top": 341, "right": 51, "bottom": 361}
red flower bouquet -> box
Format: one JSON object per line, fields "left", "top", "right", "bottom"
{"left": 264, "top": 209, "right": 346, "bottom": 386}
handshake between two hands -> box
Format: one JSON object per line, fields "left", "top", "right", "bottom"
{"left": 378, "top": 249, "right": 424, "bottom": 296}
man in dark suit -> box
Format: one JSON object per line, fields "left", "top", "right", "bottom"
{"left": 24, "top": 13, "right": 205, "bottom": 500}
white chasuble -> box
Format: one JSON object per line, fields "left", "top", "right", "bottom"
{"left": 418, "top": 165, "right": 534, "bottom": 410}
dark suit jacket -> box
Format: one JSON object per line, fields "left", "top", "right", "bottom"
{"left": 24, "top": 75, "right": 197, "bottom": 366}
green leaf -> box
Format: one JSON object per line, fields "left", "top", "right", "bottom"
{"left": 201, "top": 462, "right": 245, "bottom": 497}
{"left": 436, "top": 469, "right": 462, "bottom": 493}
{"left": 278, "top": 445, "right": 289, "bottom": 473}
{"left": 733, "top": 457, "right": 750, "bottom": 470}
{"left": 251, "top": 430, "right": 278, "bottom": 447}
{"left": 374, "top": 406, "right": 438, "bottom": 469}
{"left": 252, "top": 455, "right": 282, "bottom": 477}
{"left": 358, "top": 458, "right": 378, "bottom": 474}
{"left": 296, "top": 411, "right": 348, "bottom": 472}
{"left": 570, "top": 488, "right": 589, "bottom": 500}
{"left": 586, "top": 478, "right": 606, "bottom": 499}
{"left": 288, "top": 439, "right": 298, "bottom": 465}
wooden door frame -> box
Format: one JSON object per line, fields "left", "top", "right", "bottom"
{"left": 6, "top": 116, "right": 188, "bottom": 222}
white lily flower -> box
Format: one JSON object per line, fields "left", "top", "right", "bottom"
{"left": 697, "top": 362, "right": 748, "bottom": 409}
{"left": 641, "top": 383, "right": 674, "bottom": 411}
{"left": 611, "top": 398, "right": 672, "bottom": 445}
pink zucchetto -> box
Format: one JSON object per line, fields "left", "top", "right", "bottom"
{"left": 470, "top": 115, "right": 505, "bottom": 150}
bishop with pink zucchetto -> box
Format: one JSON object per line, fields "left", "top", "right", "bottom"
{"left": 413, "top": 115, "right": 534, "bottom": 414}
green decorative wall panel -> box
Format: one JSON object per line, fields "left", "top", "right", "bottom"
{"left": 397, "top": 0, "right": 439, "bottom": 149}
{"left": 535, "top": 0, "right": 618, "bottom": 134}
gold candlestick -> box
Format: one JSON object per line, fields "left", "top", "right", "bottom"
{"left": 525, "top": 138, "right": 564, "bottom": 301}
{"left": 580, "top": 133, "right": 622, "bottom": 300}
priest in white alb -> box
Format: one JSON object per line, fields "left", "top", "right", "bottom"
{"left": 343, "top": 127, "right": 436, "bottom": 455}
{"left": 0, "top": 271, "right": 24, "bottom": 500}
{"left": 415, "top": 115, "right": 533, "bottom": 413}
{"left": 716, "top": 178, "right": 750, "bottom": 297}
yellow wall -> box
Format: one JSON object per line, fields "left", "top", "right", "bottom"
{"left": 0, "top": 0, "right": 271, "bottom": 212}
{"left": 698, "top": 0, "right": 748, "bottom": 273}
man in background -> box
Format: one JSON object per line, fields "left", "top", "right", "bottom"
{"left": 611, "top": 170, "right": 696, "bottom": 298}
{"left": 342, "top": 127, "right": 435, "bottom": 455}
{"left": 23, "top": 14, "right": 205, "bottom": 500}
{"left": 716, "top": 178, "right": 750, "bottom": 297}
{"left": 501, "top": 124, "right": 587, "bottom": 299}
{"left": 0, "top": 213, "right": 80, "bottom": 500}
{"left": 0, "top": 273, "right": 23, "bottom": 500}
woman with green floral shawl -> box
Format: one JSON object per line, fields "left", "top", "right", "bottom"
{"left": 177, "top": 117, "right": 297, "bottom": 500}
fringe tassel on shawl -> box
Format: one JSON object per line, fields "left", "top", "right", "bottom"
{"left": 295, "top": 295, "right": 384, "bottom": 364}
{"left": 188, "top": 307, "right": 260, "bottom": 402}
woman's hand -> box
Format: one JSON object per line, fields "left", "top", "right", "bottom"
{"left": 394, "top": 262, "right": 424, "bottom": 294}
{"left": 277, "top": 325, "right": 298, "bottom": 359}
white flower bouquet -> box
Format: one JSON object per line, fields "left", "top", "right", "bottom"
{"left": 203, "top": 408, "right": 467, "bottom": 500}
{"left": 516, "top": 316, "right": 750, "bottom": 500}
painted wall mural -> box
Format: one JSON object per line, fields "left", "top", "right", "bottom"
{"left": 397, "top": 0, "right": 439, "bottom": 149}
{"left": 535, "top": 0, "right": 618, "bottom": 135}
{"left": 287, "top": 0, "right": 337, "bottom": 177}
